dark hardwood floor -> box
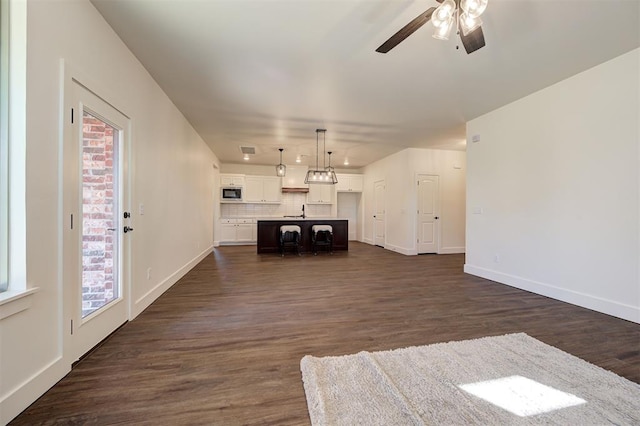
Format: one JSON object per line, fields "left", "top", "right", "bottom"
{"left": 11, "top": 242, "right": 640, "bottom": 425}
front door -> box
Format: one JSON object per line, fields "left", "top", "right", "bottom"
{"left": 417, "top": 174, "right": 439, "bottom": 253}
{"left": 64, "top": 81, "right": 130, "bottom": 362}
{"left": 374, "top": 180, "right": 385, "bottom": 246}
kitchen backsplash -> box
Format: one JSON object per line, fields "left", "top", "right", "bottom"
{"left": 221, "top": 192, "right": 331, "bottom": 218}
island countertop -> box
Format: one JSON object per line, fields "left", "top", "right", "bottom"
{"left": 255, "top": 217, "right": 350, "bottom": 221}
{"left": 256, "top": 218, "right": 348, "bottom": 254}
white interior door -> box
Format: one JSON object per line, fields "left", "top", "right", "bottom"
{"left": 374, "top": 180, "right": 385, "bottom": 246}
{"left": 64, "top": 80, "right": 130, "bottom": 362}
{"left": 417, "top": 174, "right": 440, "bottom": 254}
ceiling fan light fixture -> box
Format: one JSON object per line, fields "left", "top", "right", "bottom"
{"left": 460, "top": 0, "right": 488, "bottom": 18}
{"left": 275, "top": 148, "right": 286, "bottom": 177}
{"left": 460, "top": 12, "right": 482, "bottom": 35}
{"left": 375, "top": 0, "right": 487, "bottom": 54}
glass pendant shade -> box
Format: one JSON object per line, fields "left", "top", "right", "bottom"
{"left": 433, "top": 15, "right": 453, "bottom": 40}
{"left": 305, "top": 129, "right": 337, "bottom": 185}
{"left": 460, "top": 12, "right": 482, "bottom": 35}
{"left": 460, "top": 0, "right": 488, "bottom": 18}
{"left": 275, "top": 148, "right": 286, "bottom": 177}
{"left": 438, "top": 0, "right": 456, "bottom": 17}
{"left": 432, "top": 0, "right": 455, "bottom": 28}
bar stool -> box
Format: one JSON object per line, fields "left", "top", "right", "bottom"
{"left": 279, "top": 225, "right": 301, "bottom": 256}
{"left": 311, "top": 224, "right": 333, "bottom": 255}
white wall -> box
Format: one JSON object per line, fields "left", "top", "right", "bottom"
{"left": 0, "top": 0, "right": 219, "bottom": 423}
{"left": 362, "top": 148, "right": 466, "bottom": 255}
{"left": 465, "top": 49, "right": 639, "bottom": 324}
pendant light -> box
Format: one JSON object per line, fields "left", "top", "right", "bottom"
{"left": 275, "top": 148, "right": 286, "bottom": 177}
{"left": 325, "top": 151, "right": 337, "bottom": 184}
{"left": 305, "top": 129, "right": 338, "bottom": 185}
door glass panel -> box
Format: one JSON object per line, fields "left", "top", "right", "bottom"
{"left": 82, "top": 110, "right": 119, "bottom": 318}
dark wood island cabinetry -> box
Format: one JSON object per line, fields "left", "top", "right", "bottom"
{"left": 257, "top": 219, "right": 348, "bottom": 254}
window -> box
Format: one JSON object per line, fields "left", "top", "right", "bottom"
{"left": 1, "top": 0, "right": 9, "bottom": 292}
{"left": 0, "top": 0, "right": 27, "bottom": 306}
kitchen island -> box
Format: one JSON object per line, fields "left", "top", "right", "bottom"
{"left": 257, "top": 218, "right": 348, "bottom": 254}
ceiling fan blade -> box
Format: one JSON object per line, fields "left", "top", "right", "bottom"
{"left": 459, "top": 25, "right": 486, "bottom": 54}
{"left": 376, "top": 7, "right": 437, "bottom": 53}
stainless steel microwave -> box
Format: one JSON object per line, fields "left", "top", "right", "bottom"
{"left": 221, "top": 186, "right": 243, "bottom": 201}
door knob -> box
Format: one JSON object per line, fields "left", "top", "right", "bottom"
{"left": 434, "top": 217, "right": 439, "bottom": 220}
{"left": 124, "top": 226, "right": 134, "bottom": 233}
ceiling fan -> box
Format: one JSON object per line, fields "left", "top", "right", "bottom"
{"left": 376, "top": 0, "right": 487, "bottom": 54}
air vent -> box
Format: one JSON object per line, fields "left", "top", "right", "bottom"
{"left": 239, "top": 146, "right": 256, "bottom": 155}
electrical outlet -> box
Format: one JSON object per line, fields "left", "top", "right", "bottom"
{"left": 146, "top": 267, "right": 151, "bottom": 280}
{"left": 494, "top": 254, "right": 501, "bottom": 263}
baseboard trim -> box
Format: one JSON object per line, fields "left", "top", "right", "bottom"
{"left": 438, "top": 246, "right": 465, "bottom": 254}
{"left": 132, "top": 246, "right": 213, "bottom": 318}
{"left": 464, "top": 264, "right": 640, "bottom": 324}
{"left": 384, "top": 244, "right": 414, "bottom": 256}
{"left": 0, "top": 356, "right": 68, "bottom": 425}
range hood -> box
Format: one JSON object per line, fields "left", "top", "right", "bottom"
{"left": 281, "top": 165, "right": 309, "bottom": 193}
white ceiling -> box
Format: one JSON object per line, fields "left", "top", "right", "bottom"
{"left": 91, "top": 0, "right": 640, "bottom": 169}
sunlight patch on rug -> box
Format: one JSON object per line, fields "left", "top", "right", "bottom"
{"left": 459, "top": 375, "right": 586, "bottom": 417}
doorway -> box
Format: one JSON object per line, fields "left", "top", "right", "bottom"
{"left": 374, "top": 180, "right": 385, "bottom": 246}
{"left": 417, "top": 174, "right": 440, "bottom": 254}
{"left": 337, "top": 192, "right": 360, "bottom": 241}
{"left": 63, "top": 80, "right": 130, "bottom": 362}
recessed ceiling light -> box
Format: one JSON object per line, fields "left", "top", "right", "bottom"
{"left": 243, "top": 154, "right": 250, "bottom": 161}
{"left": 296, "top": 155, "right": 301, "bottom": 163}
{"left": 343, "top": 158, "right": 349, "bottom": 166}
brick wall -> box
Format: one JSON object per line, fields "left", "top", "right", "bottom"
{"left": 81, "top": 112, "right": 117, "bottom": 317}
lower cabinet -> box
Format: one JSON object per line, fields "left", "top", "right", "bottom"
{"left": 220, "top": 218, "right": 256, "bottom": 244}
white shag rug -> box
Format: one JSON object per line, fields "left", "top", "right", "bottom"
{"left": 300, "top": 333, "right": 640, "bottom": 425}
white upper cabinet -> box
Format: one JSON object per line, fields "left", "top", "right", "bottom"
{"left": 336, "top": 174, "right": 363, "bottom": 192}
{"left": 220, "top": 174, "right": 245, "bottom": 187}
{"left": 307, "top": 184, "right": 334, "bottom": 204}
{"left": 244, "top": 176, "right": 282, "bottom": 203}
{"left": 262, "top": 177, "right": 282, "bottom": 202}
